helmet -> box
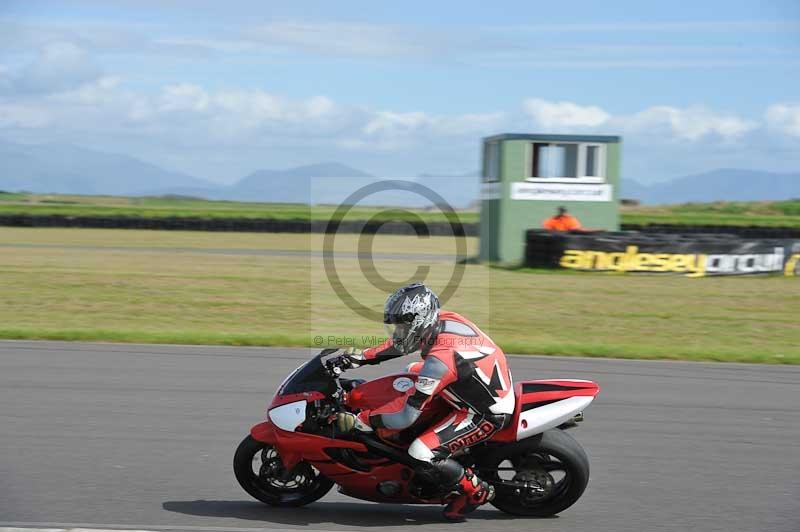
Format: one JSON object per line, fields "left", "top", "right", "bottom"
{"left": 383, "top": 283, "right": 440, "bottom": 354}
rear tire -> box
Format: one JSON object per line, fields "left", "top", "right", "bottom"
{"left": 479, "top": 429, "right": 590, "bottom": 517}
{"left": 233, "top": 435, "right": 333, "bottom": 507}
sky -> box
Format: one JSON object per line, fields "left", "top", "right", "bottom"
{"left": 1, "top": 0, "right": 799, "bottom": 184}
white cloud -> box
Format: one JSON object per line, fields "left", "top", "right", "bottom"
{"left": 520, "top": 98, "right": 755, "bottom": 142}
{"left": 9, "top": 41, "right": 103, "bottom": 94}
{"left": 362, "top": 111, "right": 432, "bottom": 136}
{"left": 764, "top": 103, "right": 800, "bottom": 138}
{"left": 0, "top": 103, "right": 50, "bottom": 128}
{"left": 492, "top": 20, "right": 800, "bottom": 34}
{"left": 353, "top": 110, "right": 508, "bottom": 151}
{"left": 153, "top": 37, "right": 264, "bottom": 54}
{"left": 619, "top": 105, "right": 756, "bottom": 141}
{"left": 431, "top": 112, "right": 508, "bottom": 136}
{"left": 0, "top": 72, "right": 794, "bottom": 181}
{"left": 522, "top": 98, "right": 610, "bottom": 130}
{"left": 199, "top": 89, "right": 346, "bottom": 136}
{"left": 158, "top": 83, "right": 212, "bottom": 113}
{"left": 54, "top": 76, "right": 122, "bottom": 106}
{"left": 5, "top": 18, "right": 797, "bottom": 72}
{"left": 245, "top": 21, "right": 433, "bottom": 59}
{"left": 38, "top": 80, "right": 353, "bottom": 145}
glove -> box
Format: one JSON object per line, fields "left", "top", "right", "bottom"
{"left": 342, "top": 346, "right": 364, "bottom": 366}
{"left": 327, "top": 347, "right": 364, "bottom": 374}
{"left": 336, "top": 411, "right": 373, "bottom": 433}
{"left": 326, "top": 354, "right": 353, "bottom": 376}
{"left": 336, "top": 411, "right": 356, "bottom": 432}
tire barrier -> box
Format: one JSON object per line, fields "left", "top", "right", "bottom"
{"left": 0, "top": 214, "right": 478, "bottom": 236}
{"left": 526, "top": 229, "right": 800, "bottom": 277}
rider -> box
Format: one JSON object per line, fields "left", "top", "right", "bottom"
{"left": 332, "top": 282, "right": 515, "bottom": 521}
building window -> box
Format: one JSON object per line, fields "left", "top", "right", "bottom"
{"left": 532, "top": 143, "right": 577, "bottom": 178}
{"left": 585, "top": 145, "right": 600, "bottom": 177}
{"left": 529, "top": 142, "right": 605, "bottom": 182}
{"left": 483, "top": 141, "right": 500, "bottom": 182}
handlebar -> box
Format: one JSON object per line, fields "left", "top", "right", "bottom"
{"left": 324, "top": 354, "right": 353, "bottom": 377}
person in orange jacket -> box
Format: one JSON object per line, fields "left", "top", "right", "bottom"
{"left": 542, "top": 206, "right": 583, "bottom": 231}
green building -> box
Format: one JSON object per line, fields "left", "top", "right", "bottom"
{"left": 479, "top": 133, "right": 622, "bottom": 263}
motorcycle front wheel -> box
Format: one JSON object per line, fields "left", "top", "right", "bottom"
{"left": 477, "top": 429, "right": 590, "bottom": 517}
{"left": 233, "top": 435, "right": 334, "bottom": 507}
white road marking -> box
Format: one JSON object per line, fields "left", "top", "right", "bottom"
{"left": 0, "top": 524, "right": 356, "bottom": 532}
{"left": 0, "top": 528, "right": 159, "bottom": 532}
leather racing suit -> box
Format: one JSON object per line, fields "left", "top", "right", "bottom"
{"left": 350, "top": 310, "right": 515, "bottom": 484}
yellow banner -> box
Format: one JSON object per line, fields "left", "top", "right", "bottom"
{"left": 560, "top": 245, "right": 796, "bottom": 277}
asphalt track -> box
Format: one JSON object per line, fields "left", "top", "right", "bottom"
{"left": 1, "top": 341, "right": 798, "bottom": 532}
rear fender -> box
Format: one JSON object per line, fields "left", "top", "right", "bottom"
{"left": 493, "top": 379, "right": 600, "bottom": 442}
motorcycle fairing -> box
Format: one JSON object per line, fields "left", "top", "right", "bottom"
{"left": 251, "top": 419, "right": 437, "bottom": 503}
{"left": 269, "top": 400, "right": 307, "bottom": 432}
{"left": 251, "top": 420, "right": 368, "bottom": 469}
{"left": 345, "top": 373, "right": 417, "bottom": 411}
{"left": 493, "top": 379, "right": 600, "bottom": 442}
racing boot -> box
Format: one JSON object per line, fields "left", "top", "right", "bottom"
{"left": 442, "top": 468, "right": 494, "bottom": 521}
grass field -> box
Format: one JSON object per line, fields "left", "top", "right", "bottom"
{"left": 620, "top": 200, "right": 800, "bottom": 228}
{"left": 2, "top": 192, "right": 800, "bottom": 228}
{"left": 1, "top": 227, "right": 798, "bottom": 364}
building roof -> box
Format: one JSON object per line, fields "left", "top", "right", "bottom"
{"left": 483, "top": 133, "right": 622, "bottom": 143}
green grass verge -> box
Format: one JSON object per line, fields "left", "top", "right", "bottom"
{"left": 0, "top": 328, "right": 307, "bottom": 347}
{"left": 0, "top": 329, "right": 793, "bottom": 364}
{"left": 621, "top": 199, "right": 800, "bottom": 228}
{"left": 1, "top": 227, "right": 798, "bottom": 364}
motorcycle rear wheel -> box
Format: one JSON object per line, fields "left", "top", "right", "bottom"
{"left": 233, "top": 435, "right": 334, "bottom": 507}
{"left": 478, "top": 429, "right": 590, "bottom": 517}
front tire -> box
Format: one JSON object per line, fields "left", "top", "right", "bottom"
{"left": 478, "top": 429, "right": 590, "bottom": 517}
{"left": 233, "top": 435, "right": 333, "bottom": 507}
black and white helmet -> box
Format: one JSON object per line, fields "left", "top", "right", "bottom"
{"left": 383, "top": 283, "right": 440, "bottom": 354}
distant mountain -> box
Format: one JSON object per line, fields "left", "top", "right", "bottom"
{"left": 620, "top": 178, "right": 651, "bottom": 201}
{"left": 0, "top": 139, "right": 213, "bottom": 195}
{"left": 224, "top": 162, "right": 374, "bottom": 203}
{"left": 621, "top": 169, "right": 800, "bottom": 204}
{"left": 2, "top": 139, "right": 796, "bottom": 206}
{"left": 223, "top": 165, "right": 480, "bottom": 207}
{"left": 416, "top": 171, "right": 480, "bottom": 208}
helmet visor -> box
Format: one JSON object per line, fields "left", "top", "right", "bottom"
{"left": 384, "top": 322, "right": 412, "bottom": 352}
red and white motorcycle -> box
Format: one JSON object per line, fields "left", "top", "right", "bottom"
{"left": 235, "top": 349, "right": 600, "bottom": 517}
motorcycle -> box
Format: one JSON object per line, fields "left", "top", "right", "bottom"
{"left": 234, "top": 349, "right": 600, "bottom": 517}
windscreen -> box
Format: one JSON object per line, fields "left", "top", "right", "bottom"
{"left": 277, "top": 354, "right": 337, "bottom": 396}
